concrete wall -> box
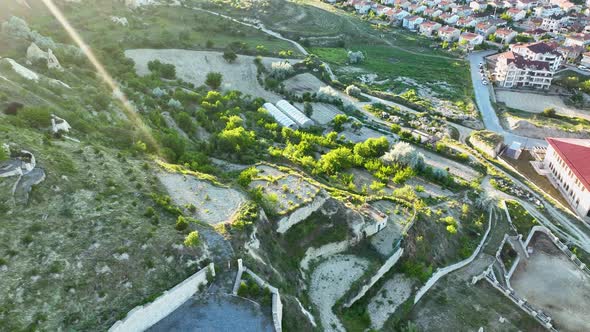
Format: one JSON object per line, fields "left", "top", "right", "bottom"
{"left": 277, "top": 192, "right": 327, "bottom": 234}
{"left": 109, "top": 263, "right": 215, "bottom": 332}
{"left": 345, "top": 247, "right": 403, "bottom": 307}
{"left": 414, "top": 210, "right": 492, "bottom": 304}
{"left": 233, "top": 259, "right": 283, "bottom": 332}
{"left": 300, "top": 239, "right": 353, "bottom": 272}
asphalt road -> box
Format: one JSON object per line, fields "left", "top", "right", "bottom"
{"left": 467, "top": 51, "right": 547, "bottom": 149}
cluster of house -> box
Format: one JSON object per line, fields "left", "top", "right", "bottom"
{"left": 339, "top": 0, "right": 590, "bottom": 89}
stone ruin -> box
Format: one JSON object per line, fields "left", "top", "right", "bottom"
{"left": 26, "top": 42, "right": 63, "bottom": 71}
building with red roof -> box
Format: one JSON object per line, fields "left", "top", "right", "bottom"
{"left": 544, "top": 137, "right": 590, "bottom": 218}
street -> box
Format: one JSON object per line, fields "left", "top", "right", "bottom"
{"left": 467, "top": 51, "right": 547, "bottom": 149}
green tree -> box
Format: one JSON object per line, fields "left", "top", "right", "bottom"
{"left": 205, "top": 72, "right": 223, "bottom": 90}
{"left": 332, "top": 114, "right": 349, "bottom": 132}
{"left": 223, "top": 50, "right": 237, "bottom": 63}
{"left": 206, "top": 40, "right": 214, "bottom": 48}
{"left": 303, "top": 102, "right": 313, "bottom": 116}
{"left": 316, "top": 147, "right": 354, "bottom": 174}
{"left": 147, "top": 60, "right": 176, "bottom": 79}
{"left": 184, "top": 231, "right": 200, "bottom": 247}
{"left": 0, "top": 144, "right": 7, "bottom": 161}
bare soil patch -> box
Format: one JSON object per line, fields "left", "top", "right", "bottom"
{"left": 511, "top": 233, "right": 590, "bottom": 332}
{"left": 283, "top": 73, "right": 326, "bottom": 96}
{"left": 125, "top": 49, "right": 298, "bottom": 102}
{"left": 367, "top": 274, "right": 414, "bottom": 330}
{"left": 497, "top": 91, "right": 590, "bottom": 120}
{"left": 158, "top": 172, "right": 246, "bottom": 224}
{"left": 309, "top": 254, "right": 370, "bottom": 332}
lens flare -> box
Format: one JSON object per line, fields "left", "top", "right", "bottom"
{"left": 39, "top": 0, "right": 159, "bottom": 152}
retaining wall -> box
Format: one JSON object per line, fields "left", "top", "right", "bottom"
{"left": 234, "top": 259, "right": 283, "bottom": 332}
{"left": 109, "top": 263, "right": 215, "bottom": 332}
{"left": 277, "top": 193, "right": 327, "bottom": 234}
{"left": 414, "top": 210, "right": 492, "bottom": 304}
{"left": 344, "top": 247, "right": 403, "bottom": 307}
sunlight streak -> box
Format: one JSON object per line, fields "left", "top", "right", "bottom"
{"left": 39, "top": 0, "right": 159, "bottom": 152}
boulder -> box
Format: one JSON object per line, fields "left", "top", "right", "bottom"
{"left": 47, "top": 49, "right": 62, "bottom": 70}
{"left": 26, "top": 42, "right": 47, "bottom": 62}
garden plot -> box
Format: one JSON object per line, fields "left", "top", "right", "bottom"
{"left": 309, "top": 254, "right": 370, "bottom": 332}
{"left": 294, "top": 102, "right": 342, "bottom": 125}
{"left": 510, "top": 233, "right": 590, "bottom": 332}
{"left": 249, "top": 174, "right": 320, "bottom": 215}
{"left": 407, "top": 177, "right": 453, "bottom": 198}
{"left": 158, "top": 172, "right": 246, "bottom": 224}
{"left": 369, "top": 200, "right": 412, "bottom": 256}
{"left": 283, "top": 73, "right": 326, "bottom": 96}
{"left": 367, "top": 274, "right": 415, "bottom": 330}
{"left": 125, "top": 49, "right": 299, "bottom": 102}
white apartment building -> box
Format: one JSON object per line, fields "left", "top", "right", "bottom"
{"left": 491, "top": 51, "right": 554, "bottom": 89}
{"left": 544, "top": 138, "right": 590, "bottom": 220}
{"left": 510, "top": 42, "right": 563, "bottom": 71}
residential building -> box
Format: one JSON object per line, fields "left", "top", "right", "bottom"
{"left": 440, "top": 12, "right": 460, "bottom": 25}
{"left": 438, "top": 25, "right": 461, "bottom": 41}
{"left": 557, "top": 44, "right": 584, "bottom": 62}
{"left": 469, "top": 0, "right": 488, "bottom": 11}
{"left": 419, "top": 21, "right": 442, "bottom": 37}
{"left": 424, "top": 8, "right": 443, "bottom": 18}
{"left": 580, "top": 51, "right": 590, "bottom": 67}
{"left": 495, "top": 28, "right": 518, "bottom": 43}
{"left": 564, "top": 33, "right": 590, "bottom": 47}
{"left": 516, "top": 0, "right": 537, "bottom": 10}
{"left": 402, "top": 15, "right": 425, "bottom": 30}
{"left": 459, "top": 32, "right": 484, "bottom": 48}
{"left": 476, "top": 21, "right": 497, "bottom": 37}
{"left": 490, "top": 51, "right": 554, "bottom": 89}
{"left": 457, "top": 16, "right": 478, "bottom": 28}
{"left": 510, "top": 41, "right": 563, "bottom": 71}
{"left": 506, "top": 8, "right": 527, "bottom": 21}
{"left": 541, "top": 17, "right": 561, "bottom": 32}
{"left": 543, "top": 137, "right": 590, "bottom": 220}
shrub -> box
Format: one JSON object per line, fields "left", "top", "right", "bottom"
{"left": 542, "top": 107, "right": 556, "bottom": 118}
{"left": 238, "top": 167, "right": 258, "bottom": 187}
{"left": 175, "top": 215, "right": 188, "bottom": 231}
{"left": 223, "top": 49, "right": 237, "bottom": 63}
{"left": 0, "top": 144, "right": 7, "bottom": 161}
{"left": 345, "top": 85, "right": 361, "bottom": 97}
{"left": 147, "top": 60, "right": 176, "bottom": 79}
{"left": 17, "top": 107, "right": 51, "bottom": 128}
{"left": 184, "top": 231, "right": 200, "bottom": 247}
{"left": 205, "top": 72, "right": 223, "bottom": 90}
{"left": 269, "top": 61, "right": 294, "bottom": 80}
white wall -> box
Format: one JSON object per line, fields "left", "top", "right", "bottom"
{"left": 109, "top": 263, "right": 215, "bottom": 332}
{"left": 277, "top": 193, "right": 327, "bottom": 233}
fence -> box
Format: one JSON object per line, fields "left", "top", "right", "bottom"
{"left": 109, "top": 263, "right": 215, "bottom": 332}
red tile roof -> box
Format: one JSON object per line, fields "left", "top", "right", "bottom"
{"left": 547, "top": 137, "right": 590, "bottom": 191}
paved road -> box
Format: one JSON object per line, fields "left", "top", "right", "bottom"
{"left": 468, "top": 52, "right": 547, "bottom": 149}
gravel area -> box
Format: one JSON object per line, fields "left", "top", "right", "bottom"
{"left": 511, "top": 233, "right": 590, "bottom": 332}
{"left": 367, "top": 274, "right": 414, "bottom": 330}
{"left": 250, "top": 174, "right": 319, "bottom": 214}
{"left": 340, "top": 127, "right": 395, "bottom": 144}
{"left": 294, "top": 102, "right": 342, "bottom": 125}
{"left": 309, "top": 254, "right": 370, "bottom": 332}
{"left": 158, "top": 172, "right": 245, "bottom": 224}
{"left": 283, "top": 73, "right": 326, "bottom": 96}
{"left": 125, "top": 49, "right": 297, "bottom": 102}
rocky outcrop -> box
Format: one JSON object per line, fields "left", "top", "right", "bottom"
{"left": 110, "top": 16, "right": 129, "bottom": 26}
{"left": 26, "top": 42, "right": 62, "bottom": 70}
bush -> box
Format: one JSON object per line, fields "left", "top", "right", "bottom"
{"left": 18, "top": 107, "right": 51, "bottom": 128}
{"left": 147, "top": 60, "right": 176, "bottom": 79}
{"left": 175, "top": 215, "right": 188, "bottom": 231}
{"left": 345, "top": 85, "right": 361, "bottom": 97}
{"left": 542, "top": 107, "right": 556, "bottom": 118}
{"left": 184, "top": 231, "right": 200, "bottom": 247}
{"left": 205, "top": 72, "right": 223, "bottom": 90}
{"left": 223, "top": 49, "right": 237, "bottom": 63}
{"left": 0, "top": 144, "right": 7, "bottom": 161}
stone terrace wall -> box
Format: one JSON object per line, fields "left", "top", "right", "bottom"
{"left": 109, "top": 263, "right": 215, "bottom": 332}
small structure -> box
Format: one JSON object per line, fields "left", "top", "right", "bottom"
{"left": 359, "top": 204, "right": 388, "bottom": 237}
{"left": 263, "top": 103, "right": 298, "bottom": 130}
{"left": 275, "top": 100, "right": 313, "bottom": 128}
{"left": 504, "top": 141, "right": 522, "bottom": 159}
